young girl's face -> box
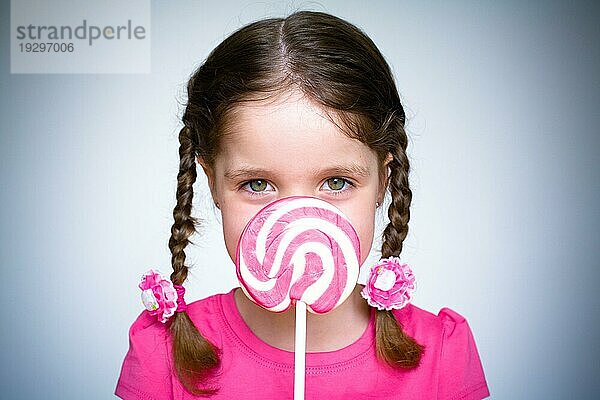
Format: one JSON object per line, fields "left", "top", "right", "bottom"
{"left": 200, "top": 89, "right": 389, "bottom": 267}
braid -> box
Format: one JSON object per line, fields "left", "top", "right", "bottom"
{"left": 168, "top": 126, "right": 220, "bottom": 395}
{"left": 381, "top": 147, "right": 410, "bottom": 259}
{"left": 375, "top": 115, "right": 424, "bottom": 369}
{"left": 169, "top": 126, "right": 198, "bottom": 285}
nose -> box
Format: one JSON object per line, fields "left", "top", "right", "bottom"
{"left": 278, "top": 186, "right": 321, "bottom": 202}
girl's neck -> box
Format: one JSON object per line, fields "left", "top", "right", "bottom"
{"left": 233, "top": 285, "right": 371, "bottom": 352}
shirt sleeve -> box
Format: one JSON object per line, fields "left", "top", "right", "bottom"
{"left": 115, "top": 311, "right": 174, "bottom": 400}
{"left": 437, "top": 308, "right": 490, "bottom": 400}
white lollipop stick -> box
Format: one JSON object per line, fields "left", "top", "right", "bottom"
{"left": 294, "top": 301, "right": 307, "bottom": 400}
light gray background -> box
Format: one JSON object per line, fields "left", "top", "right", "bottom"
{"left": 1, "top": 1, "right": 598, "bottom": 399}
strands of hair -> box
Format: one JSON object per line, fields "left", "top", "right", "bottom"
{"left": 167, "top": 10, "right": 424, "bottom": 395}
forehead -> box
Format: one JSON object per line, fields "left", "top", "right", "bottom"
{"left": 216, "top": 90, "right": 377, "bottom": 177}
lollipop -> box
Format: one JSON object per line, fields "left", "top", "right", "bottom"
{"left": 235, "top": 195, "right": 361, "bottom": 314}
{"left": 235, "top": 195, "right": 362, "bottom": 400}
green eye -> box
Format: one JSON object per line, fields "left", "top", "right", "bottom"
{"left": 249, "top": 180, "right": 268, "bottom": 192}
{"left": 326, "top": 178, "right": 346, "bottom": 191}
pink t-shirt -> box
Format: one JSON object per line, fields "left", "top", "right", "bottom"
{"left": 116, "top": 288, "right": 489, "bottom": 399}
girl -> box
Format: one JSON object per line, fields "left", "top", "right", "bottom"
{"left": 116, "top": 10, "right": 489, "bottom": 400}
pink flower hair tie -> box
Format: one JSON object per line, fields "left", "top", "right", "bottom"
{"left": 361, "top": 256, "right": 415, "bottom": 311}
{"left": 139, "top": 269, "right": 187, "bottom": 323}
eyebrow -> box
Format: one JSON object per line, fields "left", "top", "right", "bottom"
{"left": 223, "top": 162, "right": 371, "bottom": 181}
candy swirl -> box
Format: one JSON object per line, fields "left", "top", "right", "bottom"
{"left": 235, "top": 196, "right": 361, "bottom": 314}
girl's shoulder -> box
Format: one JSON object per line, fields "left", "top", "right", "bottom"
{"left": 115, "top": 307, "right": 174, "bottom": 399}
{"left": 394, "top": 304, "right": 490, "bottom": 400}
{"left": 393, "top": 303, "right": 473, "bottom": 338}
{"left": 115, "top": 290, "right": 232, "bottom": 400}
{"left": 121, "top": 288, "right": 229, "bottom": 346}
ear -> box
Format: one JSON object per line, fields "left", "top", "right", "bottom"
{"left": 377, "top": 152, "right": 393, "bottom": 203}
{"left": 196, "top": 156, "right": 217, "bottom": 199}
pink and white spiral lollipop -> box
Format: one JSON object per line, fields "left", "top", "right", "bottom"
{"left": 235, "top": 195, "right": 361, "bottom": 314}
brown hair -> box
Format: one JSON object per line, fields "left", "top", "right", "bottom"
{"left": 168, "top": 10, "right": 424, "bottom": 395}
